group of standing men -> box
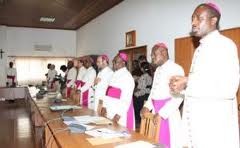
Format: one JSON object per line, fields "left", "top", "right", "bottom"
{"left": 49, "top": 2, "right": 240, "bottom": 148}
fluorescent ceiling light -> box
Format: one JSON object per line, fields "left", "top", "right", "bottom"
{"left": 40, "top": 17, "right": 55, "bottom": 22}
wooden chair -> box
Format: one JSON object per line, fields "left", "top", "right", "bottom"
{"left": 140, "top": 112, "right": 161, "bottom": 143}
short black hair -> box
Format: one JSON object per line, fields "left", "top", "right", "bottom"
{"left": 60, "top": 65, "right": 67, "bottom": 72}
{"left": 197, "top": 3, "right": 221, "bottom": 29}
{"left": 140, "top": 62, "right": 151, "bottom": 75}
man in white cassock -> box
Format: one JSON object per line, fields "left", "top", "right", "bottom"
{"left": 47, "top": 64, "right": 57, "bottom": 89}
{"left": 141, "top": 43, "right": 184, "bottom": 148}
{"left": 75, "top": 58, "right": 86, "bottom": 89}
{"left": 73, "top": 58, "right": 86, "bottom": 103}
{"left": 169, "top": 3, "right": 239, "bottom": 148}
{"left": 93, "top": 55, "right": 113, "bottom": 112}
{"left": 66, "top": 60, "right": 77, "bottom": 99}
{"left": 101, "top": 53, "right": 135, "bottom": 130}
{"left": 6, "top": 62, "right": 17, "bottom": 87}
{"left": 79, "top": 56, "right": 96, "bottom": 109}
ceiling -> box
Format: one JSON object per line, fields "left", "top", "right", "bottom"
{"left": 0, "top": 0, "right": 123, "bottom": 30}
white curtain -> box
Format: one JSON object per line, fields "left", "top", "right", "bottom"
{"left": 15, "top": 57, "right": 68, "bottom": 85}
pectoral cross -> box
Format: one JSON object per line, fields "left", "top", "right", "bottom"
{"left": 0, "top": 49, "right": 4, "bottom": 59}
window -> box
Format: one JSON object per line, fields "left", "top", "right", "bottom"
{"left": 15, "top": 57, "right": 68, "bottom": 85}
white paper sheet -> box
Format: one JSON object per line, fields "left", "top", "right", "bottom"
{"left": 73, "top": 116, "right": 112, "bottom": 125}
{"left": 114, "top": 141, "right": 156, "bottom": 148}
{"left": 85, "top": 128, "right": 130, "bottom": 139}
{"left": 63, "top": 121, "right": 95, "bottom": 130}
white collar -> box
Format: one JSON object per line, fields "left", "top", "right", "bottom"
{"left": 200, "top": 30, "right": 220, "bottom": 44}
{"left": 159, "top": 59, "right": 171, "bottom": 70}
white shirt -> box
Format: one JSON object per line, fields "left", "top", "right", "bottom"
{"left": 47, "top": 69, "right": 57, "bottom": 82}
{"left": 66, "top": 67, "right": 77, "bottom": 88}
{"left": 103, "top": 67, "right": 135, "bottom": 127}
{"left": 94, "top": 66, "right": 113, "bottom": 110}
{"left": 6, "top": 67, "right": 17, "bottom": 84}
{"left": 186, "top": 30, "right": 240, "bottom": 99}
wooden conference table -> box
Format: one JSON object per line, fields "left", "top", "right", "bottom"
{"left": 26, "top": 88, "right": 155, "bottom": 148}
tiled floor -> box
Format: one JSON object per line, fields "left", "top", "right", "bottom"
{"left": 0, "top": 100, "right": 35, "bottom": 148}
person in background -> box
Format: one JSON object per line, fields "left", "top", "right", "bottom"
{"left": 138, "top": 55, "right": 148, "bottom": 67}
{"left": 47, "top": 64, "right": 57, "bottom": 90}
{"left": 79, "top": 56, "right": 96, "bottom": 109}
{"left": 94, "top": 55, "right": 113, "bottom": 113}
{"left": 6, "top": 62, "right": 17, "bottom": 87}
{"left": 59, "top": 65, "right": 67, "bottom": 95}
{"left": 66, "top": 60, "right": 77, "bottom": 99}
{"left": 131, "top": 60, "right": 142, "bottom": 84}
{"left": 101, "top": 52, "right": 135, "bottom": 130}
{"left": 133, "top": 62, "right": 152, "bottom": 127}
{"left": 141, "top": 42, "right": 184, "bottom": 147}
{"left": 169, "top": 3, "right": 239, "bottom": 147}
{"left": 45, "top": 63, "right": 51, "bottom": 78}
{"left": 75, "top": 57, "right": 87, "bottom": 90}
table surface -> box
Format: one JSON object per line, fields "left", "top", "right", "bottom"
{"left": 0, "top": 87, "right": 27, "bottom": 100}
{"left": 30, "top": 92, "right": 155, "bottom": 148}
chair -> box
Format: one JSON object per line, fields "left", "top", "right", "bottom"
{"left": 140, "top": 112, "right": 161, "bottom": 143}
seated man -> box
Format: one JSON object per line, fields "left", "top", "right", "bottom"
{"left": 101, "top": 52, "right": 135, "bottom": 130}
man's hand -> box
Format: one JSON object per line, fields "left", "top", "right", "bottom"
{"left": 100, "top": 107, "right": 107, "bottom": 117}
{"left": 140, "top": 107, "right": 150, "bottom": 118}
{"left": 169, "top": 76, "right": 188, "bottom": 94}
{"left": 153, "top": 113, "right": 160, "bottom": 125}
{"left": 112, "top": 114, "right": 120, "bottom": 124}
{"left": 97, "top": 100, "right": 103, "bottom": 116}
{"left": 94, "top": 78, "right": 101, "bottom": 85}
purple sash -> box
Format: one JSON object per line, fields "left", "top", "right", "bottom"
{"left": 152, "top": 98, "right": 171, "bottom": 148}
{"left": 80, "top": 81, "right": 89, "bottom": 107}
{"left": 75, "top": 80, "right": 82, "bottom": 88}
{"left": 106, "top": 86, "right": 135, "bottom": 130}
{"left": 7, "top": 75, "right": 15, "bottom": 84}
{"left": 66, "top": 80, "right": 71, "bottom": 98}
{"left": 106, "top": 86, "right": 122, "bottom": 99}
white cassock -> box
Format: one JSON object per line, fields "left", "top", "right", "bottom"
{"left": 47, "top": 69, "right": 57, "bottom": 88}
{"left": 6, "top": 67, "right": 17, "bottom": 86}
{"left": 80, "top": 66, "right": 96, "bottom": 109}
{"left": 66, "top": 67, "right": 77, "bottom": 88}
{"left": 103, "top": 67, "right": 135, "bottom": 129}
{"left": 75, "top": 66, "right": 87, "bottom": 90}
{"left": 93, "top": 66, "right": 113, "bottom": 111}
{"left": 66, "top": 67, "right": 77, "bottom": 98}
{"left": 144, "top": 60, "right": 184, "bottom": 147}
{"left": 183, "top": 30, "right": 240, "bottom": 148}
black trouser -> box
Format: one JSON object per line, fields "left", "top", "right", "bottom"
{"left": 133, "top": 94, "right": 149, "bottom": 126}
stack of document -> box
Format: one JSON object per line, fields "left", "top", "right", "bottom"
{"left": 85, "top": 128, "right": 130, "bottom": 139}
{"left": 73, "top": 115, "right": 112, "bottom": 125}
{"left": 62, "top": 116, "right": 95, "bottom": 133}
